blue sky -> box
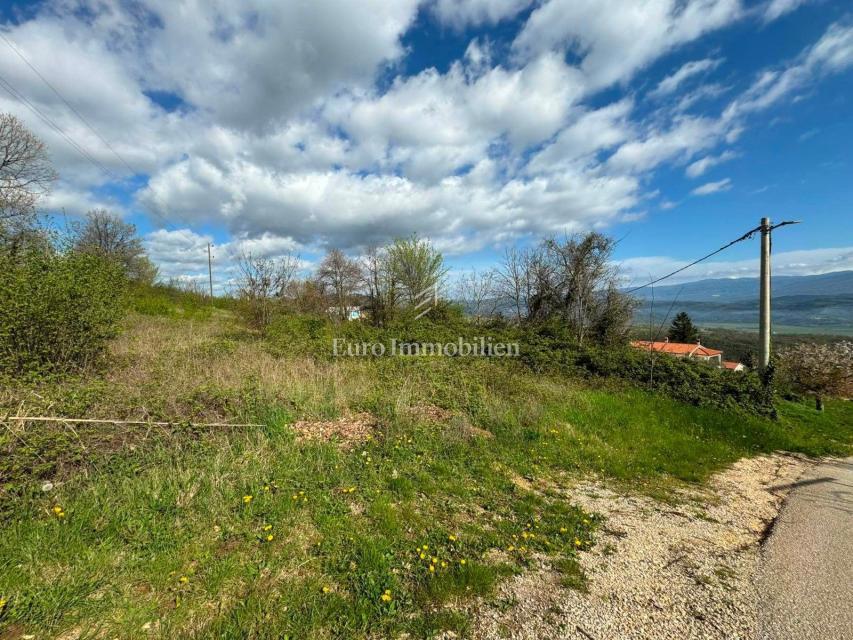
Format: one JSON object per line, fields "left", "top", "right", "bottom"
{"left": 1, "top": 0, "right": 851, "bottom": 290}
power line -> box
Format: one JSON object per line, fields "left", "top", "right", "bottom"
{"left": 0, "top": 44, "right": 194, "bottom": 233}
{"left": 0, "top": 71, "right": 120, "bottom": 181}
{"left": 0, "top": 31, "right": 137, "bottom": 176}
{"left": 625, "top": 224, "right": 764, "bottom": 294}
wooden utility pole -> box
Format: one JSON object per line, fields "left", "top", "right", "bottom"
{"left": 207, "top": 242, "right": 214, "bottom": 298}
{"left": 758, "top": 217, "right": 771, "bottom": 372}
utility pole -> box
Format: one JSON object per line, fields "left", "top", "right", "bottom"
{"left": 758, "top": 217, "right": 771, "bottom": 373}
{"left": 207, "top": 242, "right": 214, "bottom": 299}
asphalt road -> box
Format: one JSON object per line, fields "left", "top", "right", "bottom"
{"left": 757, "top": 457, "right": 853, "bottom": 640}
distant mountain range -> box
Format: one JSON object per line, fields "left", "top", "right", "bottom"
{"left": 630, "top": 271, "right": 853, "bottom": 333}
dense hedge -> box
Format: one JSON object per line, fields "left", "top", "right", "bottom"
{"left": 0, "top": 248, "right": 126, "bottom": 377}
{"left": 521, "top": 329, "right": 774, "bottom": 416}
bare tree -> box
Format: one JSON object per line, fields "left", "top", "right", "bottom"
{"left": 361, "top": 245, "right": 397, "bottom": 326}
{"left": 778, "top": 341, "right": 853, "bottom": 411}
{"left": 236, "top": 251, "right": 300, "bottom": 330}
{"left": 317, "top": 248, "right": 363, "bottom": 322}
{"left": 544, "top": 233, "right": 619, "bottom": 345}
{"left": 71, "top": 209, "right": 157, "bottom": 282}
{"left": 455, "top": 268, "right": 497, "bottom": 323}
{"left": 0, "top": 113, "right": 57, "bottom": 225}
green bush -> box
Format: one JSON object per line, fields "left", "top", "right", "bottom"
{"left": 129, "top": 283, "right": 221, "bottom": 319}
{"left": 520, "top": 327, "right": 774, "bottom": 416}
{"left": 0, "top": 247, "right": 127, "bottom": 377}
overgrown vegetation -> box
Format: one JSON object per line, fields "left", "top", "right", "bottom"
{"left": 2, "top": 112, "right": 852, "bottom": 638}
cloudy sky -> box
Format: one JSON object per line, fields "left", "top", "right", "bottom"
{"left": 1, "top": 0, "right": 851, "bottom": 290}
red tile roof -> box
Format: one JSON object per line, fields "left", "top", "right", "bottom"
{"left": 723, "top": 361, "right": 744, "bottom": 370}
{"left": 630, "top": 340, "right": 723, "bottom": 357}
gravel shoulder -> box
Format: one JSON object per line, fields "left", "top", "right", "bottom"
{"left": 473, "top": 454, "right": 814, "bottom": 640}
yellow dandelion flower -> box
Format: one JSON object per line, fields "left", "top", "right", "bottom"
{"left": 266, "top": 534, "right": 274, "bottom": 542}
{"left": 322, "top": 585, "right": 331, "bottom": 594}
{"left": 243, "top": 495, "right": 253, "bottom": 504}
{"left": 419, "top": 552, "right": 426, "bottom": 560}
{"left": 380, "top": 590, "right": 392, "bottom": 602}
{"left": 507, "top": 545, "right": 515, "bottom": 551}
{"left": 431, "top": 557, "right": 438, "bottom": 564}
{"left": 263, "top": 524, "right": 273, "bottom": 531}
{"left": 448, "top": 534, "right": 456, "bottom": 541}
{"left": 0, "top": 598, "right": 7, "bottom": 609}
{"left": 429, "top": 565, "right": 435, "bottom": 573}
{"left": 422, "top": 545, "right": 428, "bottom": 550}
{"left": 441, "top": 561, "right": 447, "bottom": 568}
{"left": 263, "top": 484, "right": 271, "bottom": 492}
{"left": 179, "top": 576, "right": 189, "bottom": 584}
{"left": 459, "top": 559, "right": 466, "bottom": 565}
{"left": 52, "top": 505, "right": 63, "bottom": 514}
{"left": 560, "top": 527, "right": 567, "bottom": 533}
{"left": 292, "top": 494, "right": 298, "bottom": 500}
{"left": 574, "top": 538, "right": 582, "bottom": 547}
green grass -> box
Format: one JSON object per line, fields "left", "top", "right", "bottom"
{"left": 1, "top": 312, "right": 851, "bottom": 638}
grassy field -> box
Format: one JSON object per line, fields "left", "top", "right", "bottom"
{"left": 1, "top": 310, "right": 851, "bottom": 639}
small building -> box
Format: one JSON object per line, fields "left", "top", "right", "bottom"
{"left": 723, "top": 360, "right": 745, "bottom": 372}
{"left": 630, "top": 338, "right": 723, "bottom": 367}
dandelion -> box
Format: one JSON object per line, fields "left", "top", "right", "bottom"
{"left": 263, "top": 485, "right": 271, "bottom": 492}
{"left": 448, "top": 534, "right": 457, "bottom": 541}
{"left": 429, "top": 565, "right": 435, "bottom": 573}
{"left": 266, "top": 534, "right": 274, "bottom": 542}
{"left": 459, "top": 559, "right": 466, "bottom": 565}
{"left": 431, "top": 557, "right": 438, "bottom": 564}
{"left": 380, "top": 589, "right": 392, "bottom": 602}
{"left": 574, "top": 538, "right": 582, "bottom": 547}
{"left": 422, "top": 545, "right": 428, "bottom": 550}
{"left": 507, "top": 545, "right": 515, "bottom": 551}
{"left": 52, "top": 505, "right": 66, "bottom": 518}
{"left": 441, "top": 561, "right": 447, "bottom": 568}
{"left": 243, "top": 495, "right": 253, "bottom": 504}
{"left": 263, "top": 524, "right": 273, "bottom": 531}
{"left": 560, "top": 527, "right": 567, "bottom": 533}
{"left": 179, "top": 576, "right": 189, "bottom": 584}
{"left": 322, "top": 585, "right": 331, "bottom": 594}
{"left": 292, "top": 494, "right": 298, "bottom": 500}
{"left": 419, "top": 552, "right": 427, "bottom": 560}
{"left": 0, "top": 598, "right": 7, "bottom": 609}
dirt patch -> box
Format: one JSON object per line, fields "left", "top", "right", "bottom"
{"left": 289, "top": 413, "right": 377, "bottom": 448}
{"left": 473, "top": 453, "right": 813, "bottom": 640}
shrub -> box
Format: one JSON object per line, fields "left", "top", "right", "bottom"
{"left": 0, "top": 246, "right": 126, "bottom": 377}
{"left": 520, "top": 327, "right": 774, "bottom": 416}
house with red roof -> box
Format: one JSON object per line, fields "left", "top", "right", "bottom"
{"left": 630, "top": 338, "right": 744, "bottom": 371}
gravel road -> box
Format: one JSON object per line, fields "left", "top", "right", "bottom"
{"left": 757, "top": 457, "right": 853, "bottom": 640}
{"left": 472, "top": 454, "right": 812, "bottom": 640}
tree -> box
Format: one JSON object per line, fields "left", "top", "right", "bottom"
{"left": 668, "top": 312, "right": 699, "bottom": 343}
{"left": 316, "top": 249, "right": 362, "bottom": 322}
{"left": 455, "top": 268, "right": 497, "bottom": 323}
{"left": 236, "top": 251, "right": 299, "bottom": 330}
{"left": 71, "top": 209, "right": 157, "bottom": 283}
{"left": 778, "top": 341, "right": 853, "bottom": 411}
{"left": 361, "top": 245, "right": 397, "bottom": 326}
{"left": 387, "top": 235, "right": 447, "bottom": 306}
{"left": 1, "top": 113, "right": 57, "bottom": 246}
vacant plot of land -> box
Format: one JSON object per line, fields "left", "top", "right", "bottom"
{"left": 1, "top": 312, "right": 851, "bottom": 638}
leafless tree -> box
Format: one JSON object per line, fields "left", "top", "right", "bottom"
{"left": 236, "top": 251, "right": 300, "bottom": 330}
{"left": 494, "top": 246, "right": 549, "bottom": 322}
{"left": 71, "top": 209, "right": 157, "bottom": 283}
{"left": 361, "top": 245, "right": 397, "bottom": 326}
{"left": 0, "top": 113, "right": 57, "bottom": 225}
{"left": 455, "top": 268, "right": 497, "bottom": 323}
{"left": 544, "top": 233, "right": 620, "bottom": 345}
{"left": 317, "top": 248, "right": 363, "bottom": 322}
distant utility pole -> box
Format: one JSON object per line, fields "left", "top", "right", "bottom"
{"left": 207, "top": 242, "right": 214, "bottom": 298}
{"left": 759, "top": 218, "right": 771, "bottom": 373}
